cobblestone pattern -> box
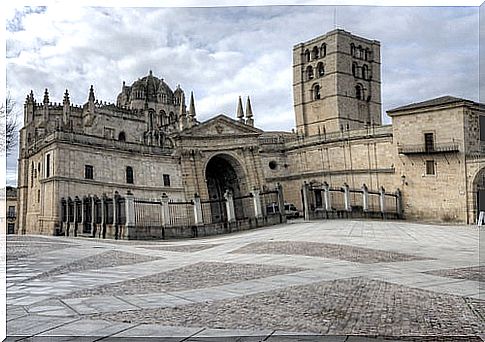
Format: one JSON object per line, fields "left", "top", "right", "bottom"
{"left": 31, "top": 250, "right": 163, "bottom": 280}
{"left": 231, "top": 241, "right": 430, "bottom": 264}
{"left": 424, "top": 266, "right": 485, "bottom": 283}
{"left": 89, "top": 277, "right": 484, "bottom": 336}
{"left": 140, "top": 244, "right": 219, "bottom": 253}
{"left": 6, "top": 238, "right": 75, "bottom": 262}
{"left": 62, "top": 262, "right": 304, "bottom": 299}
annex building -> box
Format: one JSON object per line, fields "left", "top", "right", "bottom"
{"left": 16, "top": 29, "right": 485, "bottom": 237}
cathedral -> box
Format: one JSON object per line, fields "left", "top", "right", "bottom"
{"left": 16, "top": 29, "right": 485, "bottom": 236}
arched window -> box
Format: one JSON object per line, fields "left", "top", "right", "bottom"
{"left": 352, "top": 62, "right": 357, "bottom": 77}
{"left": 317, "top": 62, "right": 325, "bottom": 77}
{"left": 169, "top": 112, "right": 175, "bottom": 124}
{"left": 355, "top": 84, "right": 364, "bottom": 100}
{"left": 357, "top": 45, "right": 363, "bottom": 59}
{"left": 362, "top": 64, "right": 369, "bottom": 80}
{"left": 312, "top": 46, "right": 319, "bottom": 60}
{"left": 118, "top": 131, "right": 126, "bottom": 142}
{"left": 306, "top": 65, "right": 314, "bottom": 80}
{"left": 320, "top": 43, "right": 327, "bottom": 57}
{"left": 364, "top": 48, "right": 369, "bottom": 61}
{"left": 304, "top": 49, "right": 310, "bottom": 62}
{"left": 126, "top": 166, "right": 134, "bottom": 184}
{"left": 350, "top": 43, "right": 355, "bottom": 57}
{"left": 313, "top": 84, "right": 321, "bottom": 100}
{"left": 160, "top": 110, "right": 167, "bottom": 126}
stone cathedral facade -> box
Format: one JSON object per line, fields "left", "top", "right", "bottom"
{"left": 17, "top": 29, "right": 485, "bottom": 235}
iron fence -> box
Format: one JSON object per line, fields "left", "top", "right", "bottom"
{"left": 201, "top": 198, "right": 227, "bottom": 224}
{"left": 167, "top": 200, "right": 195, "bottom": 227}
{"left": 134, "top": 198, "right": 163, "bottom": 228}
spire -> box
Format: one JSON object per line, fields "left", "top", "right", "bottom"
{"left": 25, "top": 90, "right": 34, "bottom": 104}
{"left": 63, "top": 89, "right": 70, "bottom": 105}
{"left": 179, "top": 93, "right": 186, "bottom": 116}
{"left": 245, "top": 96, "right": 254, "bottom": 127}
{"left": 189, "top": 91, "right": 196, "bottom": 118}
{"left": 236, "top": 96, "right": 244, "bottom": 122}
{"left": 88, "top": 85, "right": 95, "bottom": 102}
{"left": 43, "top": 88, "right": 49, "bottom": 104}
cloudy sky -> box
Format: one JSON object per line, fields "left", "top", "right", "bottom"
{"left": 5, "top": 4, "right": 480, "bottom": 185}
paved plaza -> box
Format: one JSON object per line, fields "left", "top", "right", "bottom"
{"left": 5, "top": 220, "right": 485, "bottom": 341}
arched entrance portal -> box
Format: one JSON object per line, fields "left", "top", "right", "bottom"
{"left": 205, "top": 154, "right": 246, "bottom": 222}
{"left": 473, "top": 167, "right": 485, "bottom": 222}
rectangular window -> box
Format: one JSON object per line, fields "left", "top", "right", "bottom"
{"left": 426, "top": 160, "right": 435, "bottom": 175}
{"left": 424, "top": 133, "right": 434, "bottom": 152}
{"left": 7, "top": 223, "right": 15, "bottom": 234}
{"left": 126, "top": 166, "right": 134, "bottom": 184}
{"left": 104, "top": 127, "right": 114, "bottom": 139}
{"left": 480, "top": 116, "right": 485, "bottom": 141}
{"left": 7, "top": 206, "right": 15, "bottom": 218}
{"left": 85, "top": 165, "right": 94, "bottom": 180}
{"left": 46, "top": 154, "right": 51, "bottom": 178}
{"left": 163, "top": 174, "right": 171, "bottom": 187}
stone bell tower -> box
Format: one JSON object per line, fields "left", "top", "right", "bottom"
{"left": 293, "top": 29, "right": 382, "bottom": 136}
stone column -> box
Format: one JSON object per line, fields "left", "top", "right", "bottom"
{"left": 343, "top": 183, "right": 351, "bottom": 212}
{"left": 395, "top": 188, "right": 403, "bottom": 218}
{"left": 224, "top": 189, "right": 236, "bottom": 223}
{"left": 124, "top": 191, "right": 136, "bottom": 239}
{"left": 66, "top": 197, "right": 72, "bottom": 236}
{"left": 362, "top": 184, "right": 369, "bottom": 212}
{"left": 81, "top": 197, "right": 85, "bottom": 228}
{"left": 302, "top": 182, "right": 310, "bottom": 220}
{"left": 251, "top": 189, "right": 263, "bottom": 219}
{"left": 160, "top": 193, "right": 170, "bottom": 227}
{"left": 379, "top": 186, "right": 386, "bottom": 214}
{"left": 193, "top": 193, "right": 203, "bottom": 225}
{"left": 323, "top": 182, "right": 331, "bottom": 211}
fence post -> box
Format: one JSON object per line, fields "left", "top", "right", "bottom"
{"left": 101, "top": 194, "right": 107, "bottom": 239}
{"left": 276, "top": 183, "right": 286, "bottom": 223}
{"left": 66, "top": 197, "right": 72, "bottom": 236}
{"left": 395, "top": 188, "right": 403, "bottom": 218}
{"left": 193, "top": 193, "right": 203, "bottom": 225}
{"left": 224, "top": 189, "right": 236, "bottom": 223}
{"left": 251, "top": 189, "right": 263, "bottom": 219}
{"left": 302, "top": 182, "right": 310, "bottom": 220}
{"left": 160, "top": 193, "right": 170, "bottom": 226}
{"left": 323, "top": 181, "right": 331, "bottom": 211}
{"left": 343, "top": 183, "right": 351, "bottom": 212}
{"left": 74, "top": 196, "right": 80, "bottom": 237}
{"left": 362, "top": 184, "right": 369, "bottom": 212}
{"left": 113, "top": 191, "right": 119, "bottom": 239}
{"left": 124, "top": 191, "right": 136, "bottom": 239}
{"left": 379, "top": 186, "right": 386, "bottom": 214}
{"left": 91, "top": 195, "right": 96, "bottom": 236}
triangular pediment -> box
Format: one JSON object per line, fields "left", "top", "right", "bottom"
{"left": 181, "top": 114, "right": 263, "bottom": 136}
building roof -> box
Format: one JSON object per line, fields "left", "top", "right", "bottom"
{"left": 387, "top": 96, "right": 481, "bottom": 113}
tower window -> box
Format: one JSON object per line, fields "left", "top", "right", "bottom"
{"left": 320, "top": 43, "right": 327, "bottom": 57}
{"left": 355, "top": 84, "right": 364, "bottom": 100}
{"left": 312, "top": 46, "right": 319, "bottom": 59}
{"left": 352, "top": 62, "right": 357, "bottom": 77}
{"left": 163, "top": 174, "right": 171, "bottom": 187}
{"left": 46, "top": 153, "right": 50, "bottom": 178}
{"left": 426, "top": 160, "right": 435, "bottom": 175}
{"left": 304, "top": 49, "right": 310, "bottom": 62}
{"left": 313, "top": 84, "right": 321, "bottom": 100}
{"left": 126, "top": 166, "right": 134, "bottom": 184}
{"left": 85, "top": 165, "right": 93, "bottom": 180}
{"left": 362, "top": 64, "right": 369, "bottom": 80}
{"left": 118, "top": 131, "right": 126, "bottom": 142}
{"left": 350, "top": 43, "right": 355, "bottom": 57}
{"left": 317, "top": 62, "right": 325, "bottom": 77}
{"left": 306, "top": 65, "right": 314, "bottom": 80}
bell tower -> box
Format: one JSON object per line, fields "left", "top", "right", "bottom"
{"left": 293, "top": 29, "right": 382, "bottom": 136}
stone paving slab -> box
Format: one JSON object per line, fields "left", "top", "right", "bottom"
{"left": 112, "top": 324, "right": 203, "bottom": 338}
{"left": 231, "top": 241, "right": 432, "bottom": 264}
{"left": 7, "top": 314, "right": 79, "bottom": 337}
{"left": 140, "top": 243, "right": 219, "bottom": 253}
{"left": 62, "top": 295, "right": 140, "bottom": 315}
{"left": 37, "top": 319, "right": 136, "bottom": 338}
